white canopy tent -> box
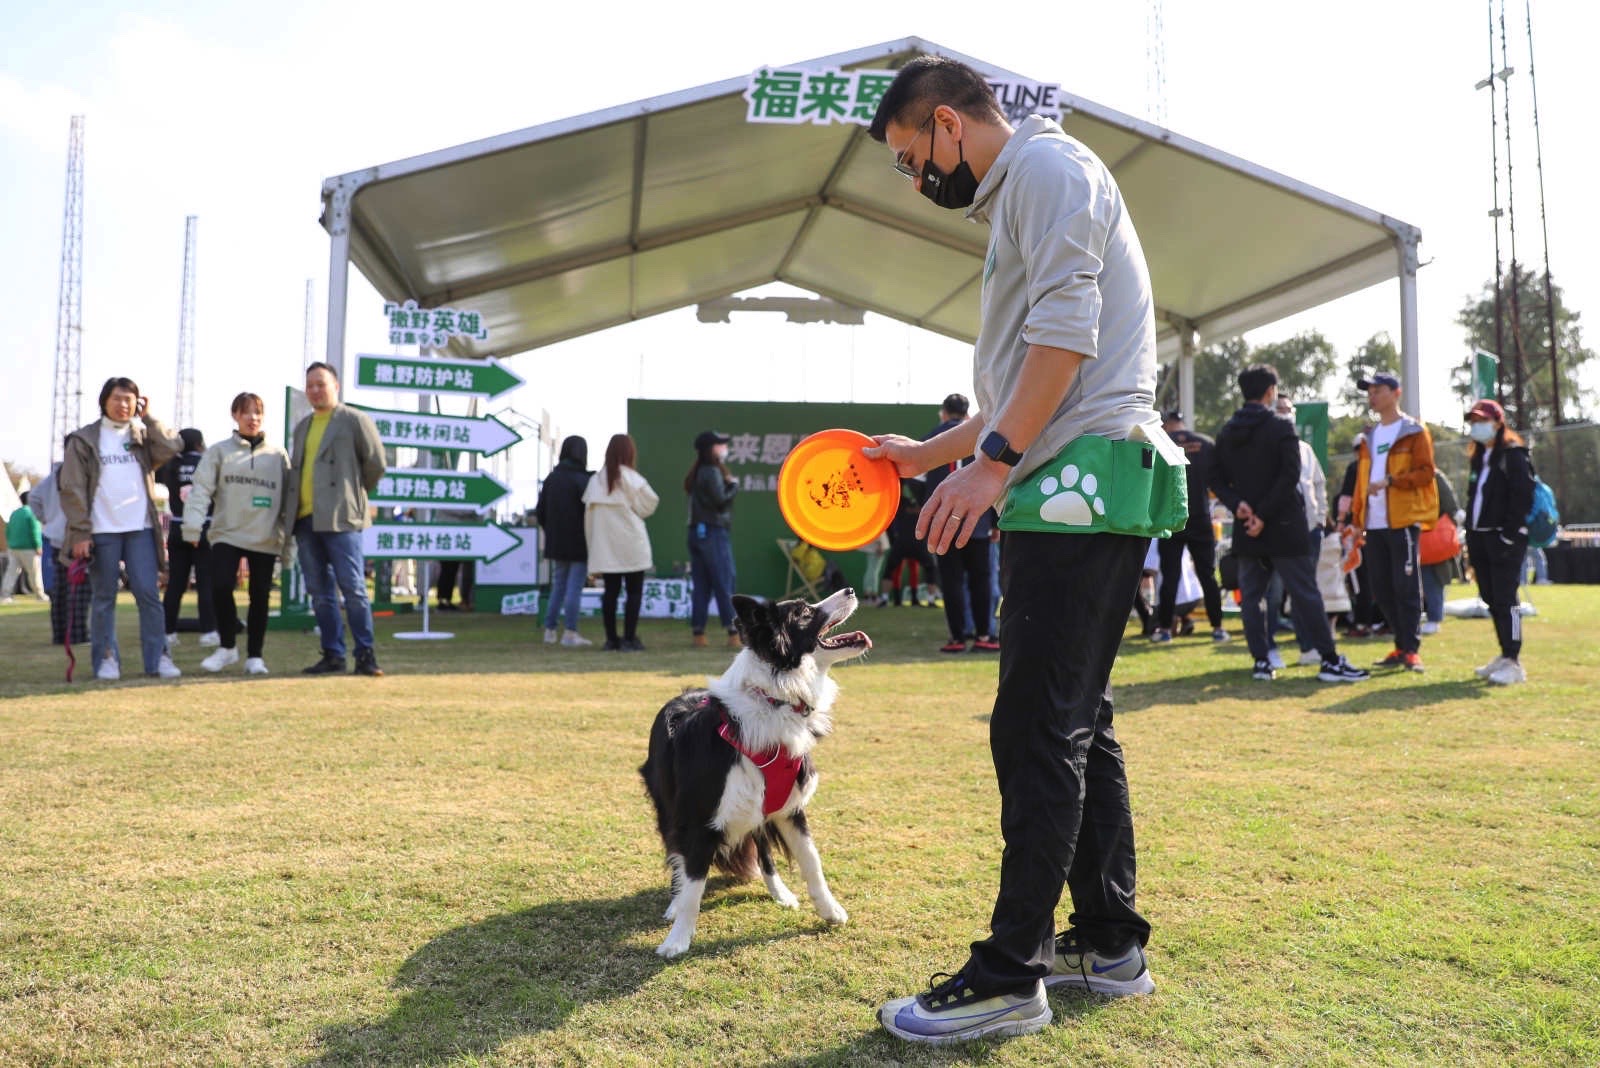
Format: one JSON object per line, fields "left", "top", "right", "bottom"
{"left": 319, "top": 37, "right": 1423, "bottom": 420}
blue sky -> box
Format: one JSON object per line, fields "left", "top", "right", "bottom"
{"left": 5, "top": 0, "right": 1596, "bottom": 510}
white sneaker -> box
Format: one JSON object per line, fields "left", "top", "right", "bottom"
{"left": 1474, "top": 656, "right": 1509, "bottom": 679}
{"left": 1297, "top": 650, "right": 1323, "bottom": 667}
{"left": 156, "top": 654, "right": 182, "bottom": 679}
{"left": 201, "top": 647, "right": 240, "bottom": 673}
{"left": 1266, "top": 648, "right": 1286, "bottom": 671}
{"left": 36, "top": 592, "right": 50, "bottom": 602}
{"left": 244, "top": 657, "right": 269, "bottom": 675}
{"left": 198, "top": 630, "right": 222, "bottom": 648}
{"left": 1419, "top": 620, "right": 1440, "bottom": 635}
{"left": 0, "top": 597, "right": 14, "bottom": 606}
{"left": 166, "top": 632, "right": 179, "bottom": 648}
{"left": 1488, "top": 659, "right": 1527, "bottom": 685}
{"left": 561, "top": 630, "right": 593, "bottom": 647}
{"left": 543, "top": 627, "right": 559, "bottom": 645}
{"left": 96, "top": 658, "right": 121, "bottom": 681}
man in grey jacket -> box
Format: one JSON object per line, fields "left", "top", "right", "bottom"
{"left": 283, "top": 362, "right": 387, "bottom": 676}
{"left": 865, "top": 56, "right": 1167, "bottom": 1045}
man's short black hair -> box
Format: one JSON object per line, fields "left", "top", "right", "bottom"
{"left": 305, "top": 361, "right": 339, "bottom": 382}
{"left": 941, "top": 392, "right": 970, "bottom": 417}
{"left": 868, "top": 55, "right": 1004, "bottom": 143}
{"left": 97, "top": 376, "right": 140, "bottom": 414}
{"left": 1237, "top": 364, "right": 1279, "bottom": 402}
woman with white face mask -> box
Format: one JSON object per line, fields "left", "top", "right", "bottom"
{"left": 1463, "top": 399, "right": 1536, "bottom": 685}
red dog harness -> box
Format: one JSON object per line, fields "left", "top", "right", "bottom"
{"left": 708, "top": 694, "right": 807, "bottom": 816}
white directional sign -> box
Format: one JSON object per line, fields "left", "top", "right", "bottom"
{"left": 367, "top": 468, "right": 511, "bottom": 510}
{"left": 350, "top": 405, "right": 522, "bottom": 456}
{"left": 362, "top": 522, "right": 524, "bottom": 563}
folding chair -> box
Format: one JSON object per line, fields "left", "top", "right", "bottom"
{"left": 777, "top": 538, "right": 825, "bottom": 601}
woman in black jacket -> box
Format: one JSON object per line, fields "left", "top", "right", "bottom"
{"left": 685, "top": 429, "right": 739, "bottom": 647}
{"left": 1463, "top": 399, "right": 1535, "bottom": 685}
{"left": 534, "top": 436, "right": 593, "bottom": 646}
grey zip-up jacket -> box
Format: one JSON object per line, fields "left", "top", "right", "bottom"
{"left": 965, "top": 116, "right": 1159, "bottom": 489}
{"left": 183, "top": 433, "right": 294, "bottom": 556}
{"left": 282, "top": 405, "right": 387, "bottom": 533}
{"left": 58, "top": 415, "right": 183, "bottom": 565}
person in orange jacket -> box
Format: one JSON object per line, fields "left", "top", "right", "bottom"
{"left": 1350, "top": 373, "right": 1438, "bottom": 672}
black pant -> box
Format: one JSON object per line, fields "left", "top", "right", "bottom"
{"left": 1364, "top": 526, "right": 1423, "bottom": 654}
{"left": 210, "top": 542, "right": 275, "bottom": 658}
{"left": 1236, "top": 552, "right": 1337, "bottom": 663}
{"left": 963, "top": 531, "right": 1151, "bottom": 993}
{"left": 163, "top": 527, "right": 216, "bottom": 634}
{"left": 883, "top": 536, "right": 937, "bottom": 601}
{"left": 1467, "top": 530, "right": 1524, "bottom": 660}
{"left": 938, "top": 537, "right": 994, "bottom": 640}
{"left": 436, "top": 560, "right": 474, "bottom": 605}
{"left": 1156, "top": 532, "right": 1223, "bottom": 631}
{"left": 600, "top": 570, "right": 644, "bottom": 642}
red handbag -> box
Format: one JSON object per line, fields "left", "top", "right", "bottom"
{"left": 1418, "top": 513, "right": 1459, "bottom": 566}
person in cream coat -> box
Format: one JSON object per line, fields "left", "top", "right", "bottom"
{"left": 582, "top": 433, "right": 658, "bottom": 652}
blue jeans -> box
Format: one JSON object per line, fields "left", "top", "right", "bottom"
{"left": 543, "top": 558, "right": 587, "bottom": 632}
{"left": 1237, "top": 551, "right": 1337, "bottom": 664}
{"left": 90, "top": 528, "right": 166, "bottom": 674}
{"left": 688, "top": 524, "right": 736, "bottom": 633}
{"left": 294, "top": 518, "right": 375, "bottom": 659}
{"left": 1420, "top": 563, "right": 1445, "bottom": 624}
{"left": 41, "top": 535, "right": 56, "bottom": 592}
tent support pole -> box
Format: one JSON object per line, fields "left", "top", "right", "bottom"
{"left": 1178, "top": 324, "right": 1196, "bottom": 426}
{"left": 1396, "top": 228, "right": 1422, "bottom": 419}
{"left": 320, "top": 172, "right": 373, "bottom": 382}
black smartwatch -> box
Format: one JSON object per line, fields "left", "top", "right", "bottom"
{"left": 979, "top": 430, "right": 1023, "bottom": 467}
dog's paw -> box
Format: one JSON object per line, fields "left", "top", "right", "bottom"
{"left": 815, "top": 899, "right": 849, "bottom": 925}
{"left": 772, "top": 888, "right": 800, "bottom": 910}
{"left": 655, "top": 935, "right": 691, "bottom": 959}
{"left": 1037, "top": 462, "right": 1106, "bottom": 526}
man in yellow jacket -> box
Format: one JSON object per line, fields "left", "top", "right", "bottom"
{"left": 1351, "top": 373, "right": 1438, "bottom": 672}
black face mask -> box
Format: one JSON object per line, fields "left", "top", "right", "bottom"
{"left": 919, "top": 139, "right": 979, "bottom": 210}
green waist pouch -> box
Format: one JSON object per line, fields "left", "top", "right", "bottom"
{"left": 998, "top": 433, "right": 1189, "bottom": 538}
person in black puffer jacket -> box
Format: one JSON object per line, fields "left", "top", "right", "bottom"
{"left": 535, "top": 435, "right": 593, "bottom": 646}
{"left": 1210, "top": 364, "right": 1367, "bottom": 683}
{"left": 157, "top": 426, "right": 218, "bottom": 647}
{"left": 685, "top": 429, "right": 740, "bottom": 648}
{"left": 1463, "top": 399, "right": 1535, "bottom": 685}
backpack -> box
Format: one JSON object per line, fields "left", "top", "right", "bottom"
{"left": 1526, "top": 475, "right": 1560, "bottom": 549}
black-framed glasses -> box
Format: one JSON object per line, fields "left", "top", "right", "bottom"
{"left": 892, "top": 112, "right": 936, "bottom": 180}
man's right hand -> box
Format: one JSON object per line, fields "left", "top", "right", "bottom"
{"left": 70, "top": 540, "right": 91, "bottom": 560}
{"left": 861, "top": 434, "right": 930, "bottom": 479}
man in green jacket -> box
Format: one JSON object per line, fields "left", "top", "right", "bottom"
{"left": 4, "top": 491, "right": 48, "bottom": 603}
{"left": 283, "top": 362, "right": 387, "bottom": 677}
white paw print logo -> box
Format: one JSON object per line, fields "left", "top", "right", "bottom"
{"left": 1038, "top": 463, "right": 1106, "bottom": 526}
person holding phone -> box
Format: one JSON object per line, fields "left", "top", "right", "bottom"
{"left": 58, "top": 377, "right": 185, "bottom": 680}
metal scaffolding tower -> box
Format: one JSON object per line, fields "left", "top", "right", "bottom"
{"left": 303, "top": 278, "right": 316, "bottom": 366}
{"left": 50, "top": 115, "right": 85, "bottom": 464}
{"left": 174, "top": 215, "right": 198, "bottom": 428}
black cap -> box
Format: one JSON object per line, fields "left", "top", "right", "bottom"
{"left": 694, "top": 429, "right": 731, "bottom": 450}
{"left": 1356, "top": 372, "right": 1401, "bottom": 391}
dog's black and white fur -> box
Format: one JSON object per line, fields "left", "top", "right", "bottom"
{"left": 639, "top": 588, "right": 870, "bottom": 958}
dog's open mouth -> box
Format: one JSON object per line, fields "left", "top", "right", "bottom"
{"left": 819, "top": 611, "right": 872, "bottom": 651}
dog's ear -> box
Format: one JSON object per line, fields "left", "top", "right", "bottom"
{"left": 732, "top": 595, "right": 765, "bottom": 636}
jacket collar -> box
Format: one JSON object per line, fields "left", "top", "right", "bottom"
{"left": 968, "top": 115, "right": 1058, "bottom": 225}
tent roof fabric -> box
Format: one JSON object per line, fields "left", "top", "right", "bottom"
{"left": 322, "top": 37, "right": 1419, "bottom": 363}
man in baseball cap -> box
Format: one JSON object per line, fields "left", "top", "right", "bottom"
{"left": 1351, "top": 371, "right": 1438, "bottom": 673}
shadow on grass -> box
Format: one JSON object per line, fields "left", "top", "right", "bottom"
{"left": 306, "top": 883, "right": 801, "bottom": 1066}
{"left": 1313, "top": 678, "right": 1490, "bottom": 715}
{"left": 762, "top": 987, "right": 1115, "bottom": 1066}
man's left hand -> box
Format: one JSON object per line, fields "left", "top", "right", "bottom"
{"left": 917, "top": 460, "right": 1006, "bottom": 554}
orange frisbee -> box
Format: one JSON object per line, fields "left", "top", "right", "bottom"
{"left": 777, "top": 429, "right": 899, "bottom": 552}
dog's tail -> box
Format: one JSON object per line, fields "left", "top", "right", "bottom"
{"left": 713, "top": 837, "right": 760, "bottom": 882}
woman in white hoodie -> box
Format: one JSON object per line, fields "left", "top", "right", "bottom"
{"left": 182, "top": 392, "right": 294, "bottom": 674}
{"left": 582, "top": 433, "right": 658, "bottom": 651}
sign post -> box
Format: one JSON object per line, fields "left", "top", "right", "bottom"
{"left": 1474, "top": 349, "right": 1500, "bottom": 401}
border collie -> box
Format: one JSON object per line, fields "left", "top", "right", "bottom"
{"left": 640, "top": 588, "right": 870, "bottom": 958}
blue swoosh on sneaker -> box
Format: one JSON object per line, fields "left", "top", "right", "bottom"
{"left": 1090, "top": 955, "right": 1135, "bottom": 974}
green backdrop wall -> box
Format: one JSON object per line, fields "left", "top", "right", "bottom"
{"left": 627, "top": 399, "right": 936, "bottom": 601}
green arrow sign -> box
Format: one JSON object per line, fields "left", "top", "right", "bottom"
{"left": 349, "top": 405, "right": 523, "bottom": 456}
{"left": 356, "top": 353, "right": 524, "bottom": 401}
{"left": 362, "top": 521, "right": 524, "bottom": 563}
{"left": 369, "top": 468, "right": 511, "bottom": 509}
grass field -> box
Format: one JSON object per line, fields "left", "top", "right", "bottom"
{"left": 2, "top": 583, "right": 1598, "bottom": 1066}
